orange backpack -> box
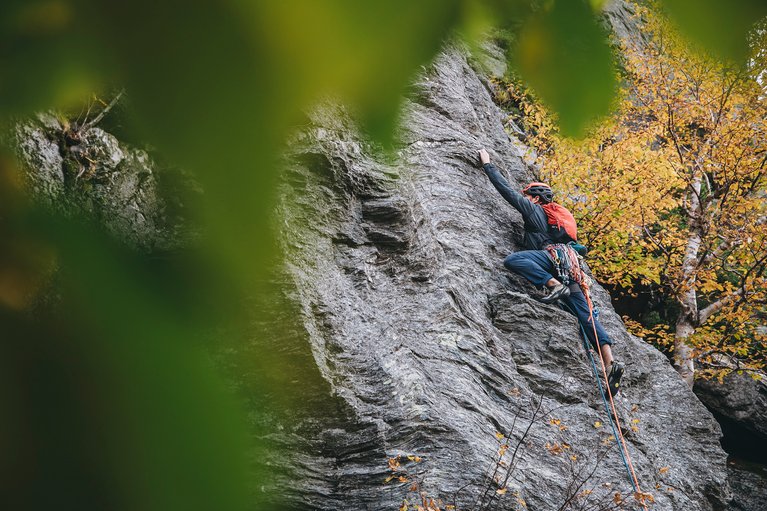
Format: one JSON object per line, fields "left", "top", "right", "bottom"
{"left": 541, "top": 202, "right": 578, "bottom": 243}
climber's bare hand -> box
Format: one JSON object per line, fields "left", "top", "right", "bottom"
{"left": 478, "top": 149, "right": 490, "bottom": 165}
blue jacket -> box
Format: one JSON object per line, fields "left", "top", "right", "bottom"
{"left": 483, "top": 163, "right": 554, "bottom": 251}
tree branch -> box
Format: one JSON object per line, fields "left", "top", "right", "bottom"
{"left": 643, "top": 224, "right": 671, "bottom": 258}
{"left": 698, "top": 287, "right": 746, "bottom": 325}
{"left": 700, "top": 237, "right": 741, "bottom": 268}
{"left": 80, "top": 89, "right": 126, "bottom": 132}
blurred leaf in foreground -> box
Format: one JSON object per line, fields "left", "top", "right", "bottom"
{"left": 0, "top": 0, "right": 105, "bottom": 113}
{"left": 662, "top": 0, "right": 767, "bottom": 62}
{"left": 513, "top": 0, "right": 617, "bottom": 137}
{"left": 2, "top": 1, "right": 765, "bottom": 510}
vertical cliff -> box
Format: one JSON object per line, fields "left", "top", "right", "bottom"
{"left": 10, "top": 45, "right": 733, "bottom": 511}
{"left": 270, "top": 42, "right": 730, "bottom": 510}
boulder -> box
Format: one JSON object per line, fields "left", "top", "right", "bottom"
{"left": 12, "top": 112, "right": 195, "bottom": 252}
{"left": 694, "top": 372, "right": 767, "bottom": 438}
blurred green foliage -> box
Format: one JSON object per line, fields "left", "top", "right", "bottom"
{"left": 514, "top": 0, "right": 617, "bottom": 136}
{"left": 1, "top": 1, "right": 764, "bottom": 509}
{"left": 662, "top": 0, "right": 767, "bottom": 62}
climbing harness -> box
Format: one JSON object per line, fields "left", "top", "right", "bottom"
{"left": 557, "top": 258, "right": 650, "bottom": 509}
{"left": 545, "top": 243, "right": 590, "bottom": 287}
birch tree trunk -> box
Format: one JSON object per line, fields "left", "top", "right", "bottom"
{"left": 674, "top": 175, "right": 702, "bottom": 386}
{"left": 674, "top": 314, "right": 697, "bottom": 386}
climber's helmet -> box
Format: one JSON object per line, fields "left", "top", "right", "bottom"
{"left": 522, "top": 182, "right": 553, "bottom": 204}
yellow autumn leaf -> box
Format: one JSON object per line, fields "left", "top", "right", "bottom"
{"left": 634, "top": 491, "right": 655, "bottom": 503}
{"left": 507, "top": 2, "right": 767, "bottom": 383}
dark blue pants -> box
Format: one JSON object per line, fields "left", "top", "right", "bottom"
{"left": 504, "top": 250, "right": 612, "bottom": 348}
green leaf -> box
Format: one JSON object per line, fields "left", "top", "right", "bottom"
{"left": 662, "top": 0, "right": 767, "bottom": 62}
{"left": 0, "top": 1, "right": 106, "bottom": 113}
{"left": 512, "top": 0, "right": 617, "bottom": 137}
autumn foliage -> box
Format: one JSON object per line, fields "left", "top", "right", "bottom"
{"left": 497, "top": 2, "right": 767, "bottom": 382}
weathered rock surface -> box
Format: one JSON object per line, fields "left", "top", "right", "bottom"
{"left": 603, "top": 0, "right": 649, "bottom": 49}
{"left": 727, "top": 465, "right": 767, "bottom": 511}
{"left": 695, "top": 373, "right": 767, "bottom": 511}
{"left": 694, "top": 372, "right": 767, "bottom": 438}
{"left": 9, "top": 6, "right": 737, "bottom": 509}
{"left": 12, "top": 112, "right": 194, "bottom": 251}
{"left": 270, "top": 43, "right": 731, "bottom": 510}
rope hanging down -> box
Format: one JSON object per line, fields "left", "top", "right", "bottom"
{"left": 570, "top": 288, "right": 650, "bottom": 511}
{"left": 563, "top": 300, "right": 636, "bottom": 488}
{"left": 582, "top": 289, "right": 646, "bottom": 503}
{"left": 554, "top": 246, "right": 650, "bottom": 510}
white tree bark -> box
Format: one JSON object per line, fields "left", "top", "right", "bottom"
{"left": 674, "top": 318, "right": 696, "bottom": 386}
{"left": 674, "top": 175, "right": 702, "bottom": 386}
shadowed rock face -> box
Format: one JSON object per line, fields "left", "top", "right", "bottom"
{"left": 273, "top": 44, "right": 730, "bottom": 510}
{"left": 695, "top": 373, "right": 767, "bottom": 439}
{"left": 694, "top": 374, "right": 767, "bottom": 511}
{"left": 727, "top": 465, "right": 767, "bottom": 511}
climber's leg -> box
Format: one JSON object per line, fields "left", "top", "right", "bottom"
{"left": 599, "top": 343, "right": 614, "bottom": 368}
{"left": 562, "top": 290, "right": 626, "bottom": 395}
{"left": 562, "top": 289, "right": 613, "bottom": 353}
{"left": 503, "top": 250, "right": 556, "bottom": 287}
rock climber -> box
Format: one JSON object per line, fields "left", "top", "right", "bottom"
{"left": 477, "top": 148, "right": 624, "bottom": 396}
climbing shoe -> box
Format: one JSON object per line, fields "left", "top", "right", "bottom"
{"left": 607, "top": 361, "right": 625, "bottom": 397}
{"left": 540, "top": 283, "right": 570, "bottom": 304}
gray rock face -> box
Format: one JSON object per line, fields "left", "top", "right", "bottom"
{"left": 603, "top": 0, "right": 649, "bottom": 49}
{"left": 12, "top": 112, "right": 192, "bottom": 251}
{"left": 694, "top": 373, "right": 767, "bottom": 438}
{"left": 727, "top": 465, "right": 767, "bottom": 511}
{"left": 14, "top": 113, "right": 67, "bottom": 206}
{"left": 272, "top": 45, "right": 731, "bottom": 510}
{"left": 694, "top": 373, "right": 767, "bottom": 511}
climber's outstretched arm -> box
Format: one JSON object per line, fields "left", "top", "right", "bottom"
{"left": 478, "top": 149, "right": 535, "bottom": 218}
